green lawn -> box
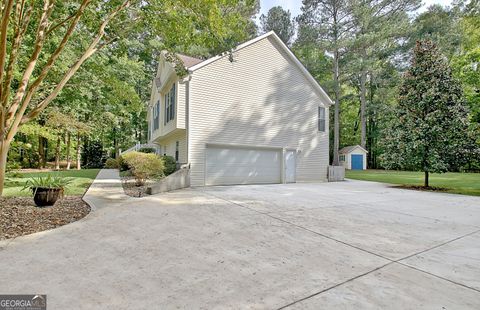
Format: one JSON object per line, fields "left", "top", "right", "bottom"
{"left": 346, "top": 169, "right": 480, "bottom": 196}
{"left": 3, "top": 169, "right": 100, "bottom": 197}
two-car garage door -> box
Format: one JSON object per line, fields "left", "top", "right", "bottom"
{"left": 205, "top": 146, "right": 282, "bottom": 186}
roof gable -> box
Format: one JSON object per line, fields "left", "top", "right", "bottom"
{"left": 339, "top": 145, "right": 368, "bottom": 154}
{"left": 188, "top": 31, "right": 333, "bottom": 106}
{"left": 177, "top": 54, "right": 204, "bottom": 68}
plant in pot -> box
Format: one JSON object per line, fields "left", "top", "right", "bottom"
{"left": 23, "top": 175, "right": 71, "bottom": 207}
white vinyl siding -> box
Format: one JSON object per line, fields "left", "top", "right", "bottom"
{"left": 149, "top": 55, "right": 186, "bottom": 143}
{"left": 158, "top": 131, "right": 187, "bottom": 164}
{"left": 188, "top": 36, "right": 329, "bottom": 186}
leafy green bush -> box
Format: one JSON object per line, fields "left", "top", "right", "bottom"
{"left": 138, "top": 147, "right": 157, "bottom": 154}
{"left": 118, "top": 155, "right": 130, "bottom": 171}
{"left": 122, "top": 151, "right": 164, "bottom": 186}
{"left": 6, "top": 161, "right": 21, "bottom": 172}
{"left": 162, "top": 155, "right": 177, "bottom": 176}
{"left": 104, "top": 158, "right": 119, "bottom": 169}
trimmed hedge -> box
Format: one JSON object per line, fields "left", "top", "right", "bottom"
{"left": 121, "top": 151, "right": 164, "bottom": 186}
{"left": 104, "top": 158, "right": 119, "bottom": 169}
{"left": 162, "top": 155, "right": 177, "bottom": 176}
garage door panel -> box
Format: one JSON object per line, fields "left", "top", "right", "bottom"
{"left": 206, "top": 146, "right": 281, "bottom": 186}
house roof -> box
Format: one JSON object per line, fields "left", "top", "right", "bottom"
{"left": 187, "top": 31, "right": 334, "bottom": 106}
{"left": 177, "top": 54, "right": 204, "bottom": 68}
{"left": 339, "top": 145, "right": 368, "bottom": 154}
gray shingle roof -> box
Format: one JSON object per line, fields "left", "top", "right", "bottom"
{"left": 339, "top": 145, "right": 368, "bottom": 154}
{"left": 177, "top": 54, "right": 204, "bottom": 68}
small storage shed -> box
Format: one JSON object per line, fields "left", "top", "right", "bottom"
{"left": 339, "top": 145, "right": 368, "bottom": 170}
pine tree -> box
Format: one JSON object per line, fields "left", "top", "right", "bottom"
{"left": 382, "top": 40, "right": 478, "bottom": 187}
{"left": 297, "top": 0, "right": 352, "bottom": 166}
{"left": 259, "top": 6, "right": 295, "bottom": 45}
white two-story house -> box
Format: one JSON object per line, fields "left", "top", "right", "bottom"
{"left": 147, "top": 31, "right": 332, "bottom": 187}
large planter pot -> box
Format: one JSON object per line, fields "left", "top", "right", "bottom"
{"left": 32, "top": 187, "right": 64, "bottom": 207}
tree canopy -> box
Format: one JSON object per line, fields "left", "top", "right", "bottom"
{"left": 294, "top": 0, "right": 479, "bottom": 173}
{"left": 0, "top": 0, "right": 259, "bottom": 195}
{"left": 259, "top": 6, "right": 295, "bottom": 44}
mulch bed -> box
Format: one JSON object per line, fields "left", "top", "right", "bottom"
{"left": 121, "top": 176, "right": 149, "bottom": 198}
{"left": 393, "top": 185, "right": 449, "bottom": 193}
{"left": 0, "top": 196, "right": 90, "bottom": 240}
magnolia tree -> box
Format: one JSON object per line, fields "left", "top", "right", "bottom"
{"left": 382, "top": 40, "right": 478, "bottom": 187}
{"left": 0, "top": 0, "right": 258, "bottom": 195}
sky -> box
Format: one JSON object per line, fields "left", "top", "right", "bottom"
{"left": 257, "top": 0, "right": 454, "bottom": 20}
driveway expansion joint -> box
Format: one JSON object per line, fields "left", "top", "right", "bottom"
{"left": 276, "top": 262, "right": 395, "bottom": 309}
{"left": 202, "top": 191, "right": 480, "bottom": 307}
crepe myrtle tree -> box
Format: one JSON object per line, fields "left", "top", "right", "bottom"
{"left": 381, "top": 40, "right": 478, "bottom": 187}
{"left": 0, "top": 0, "right": 131, "bottom": 196}
{"left": 0, "top": 0, "right": 258, "bottom": 195}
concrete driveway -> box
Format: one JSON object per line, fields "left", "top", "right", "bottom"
{"left": 1, "top": 170, "right": 479, "bottom": 309}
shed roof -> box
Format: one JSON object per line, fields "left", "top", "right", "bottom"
{"left": 339, "top": 145, "right": 368, "bottom": 154}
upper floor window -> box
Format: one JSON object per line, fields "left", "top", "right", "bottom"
{"left": 164, "top": 83, "right": 176, "bottom": 124}
{"left": 318, "top": 107, "right": 326, "bottom": 132}
{"left": 153, "top": 100, "right": 160, "bottom": 130}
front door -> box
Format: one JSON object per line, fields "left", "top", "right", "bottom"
{"left": 285, "top": 150, "right": 296, "bottom": 183}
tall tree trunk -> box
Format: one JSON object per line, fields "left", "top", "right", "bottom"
{"left": 332, "top": 49, "right": 341, "bottom": 166}
{"left": 66, "top": 131, "right": 71, "bottom": 170}
{"left": 55, "top": 134, "right": 61, "bottom": 170}
{"left": 38, "top": 136, "right": 46, "bottom": 168}
{"left": 76, "top": 133, "right": 81, "bottom": 170}
{"left": 424, "top": 171, "right": 429, "bottom": 187}
{"left": 360, "top": 68, "right": 367, "bottom": 149}
{"left": 0, "top": 139, "right": 11, "bottom": 196}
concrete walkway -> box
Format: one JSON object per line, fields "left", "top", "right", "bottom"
{"left": 0, "top": 170, "right": 479, "bottom": 309}
{"left": 82, "top": 169, "right": 132, "bottom": 210}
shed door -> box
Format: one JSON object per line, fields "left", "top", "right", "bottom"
{"left": 206, "top": 146, "right": 281, "bottom": 186}
{"left": 351, "top": 154, "right": 364, "bottom": 170}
